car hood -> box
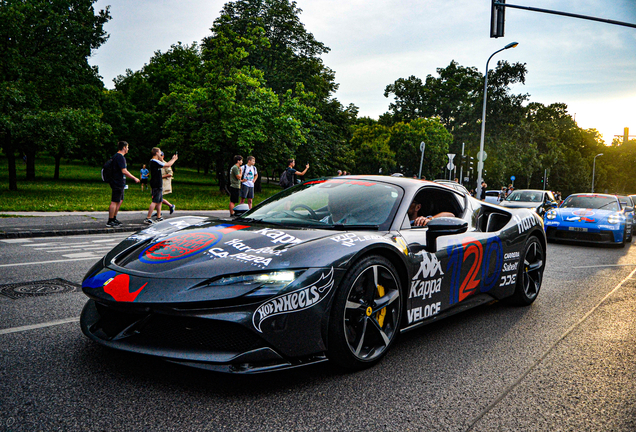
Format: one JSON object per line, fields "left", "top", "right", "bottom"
{"left": 500, "top": 201, "right": 540, "bottom": 209}
{"left": 82, "top": 216, "right": 395, "bottom": 304}
{"left": 101, "top": 217, "right": 391, "bottom": 279}
{"left": 551, "top": 207, "right": 620, "bottom": 223}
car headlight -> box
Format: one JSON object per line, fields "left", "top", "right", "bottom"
{"left": 607, "top": 214, "right": 623, "bottom": 224}
{"left": 208, "top": 270, "right": 305, "bottom": 298}
{"left": 546, "top": 209, "right": 557, "bottom": 220}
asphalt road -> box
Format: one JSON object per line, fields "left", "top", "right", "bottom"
{"left": 1, "top": 234, "right": 635, "bottom": 431}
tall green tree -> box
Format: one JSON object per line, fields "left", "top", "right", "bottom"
{"left": 0, "top": 0, "right": 111, "bottom": 190}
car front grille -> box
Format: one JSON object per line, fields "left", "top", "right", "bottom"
{"left": 93, "top": 303, "right": 266, "bottom": 353}
{"left": 547, "top": 227, "right": 616, "bottom": 243}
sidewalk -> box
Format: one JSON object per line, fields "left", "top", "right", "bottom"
{"left": 0, "top": 210, "right": 229, "bottom": 239}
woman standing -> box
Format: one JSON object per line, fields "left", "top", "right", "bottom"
{"left": 160, "top": 152, "right": 176, "bottom": 214}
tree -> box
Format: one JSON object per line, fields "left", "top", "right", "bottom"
{"left": 0, "top": 0, "right": 111, "bottom": 190}
{"left": 349, "top": 124, "right": 394, "bottom": 175}
{"left": 387, "top": 118, "right": 451, "bottom": 178}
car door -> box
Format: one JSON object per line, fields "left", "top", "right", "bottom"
{"left": 399, "top": 187, "right": 503, "bottom": 327}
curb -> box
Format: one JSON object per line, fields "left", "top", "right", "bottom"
{"left": 0, "top": 226, "right": 142, "bottom": 239}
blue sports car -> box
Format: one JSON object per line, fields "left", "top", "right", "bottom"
{"left": 544, "top": 193, "right": 632, "bottom": 246}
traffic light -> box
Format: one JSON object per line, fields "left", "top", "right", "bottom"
{"left": 490, "top": 0, "right": 506, "bottom": 38}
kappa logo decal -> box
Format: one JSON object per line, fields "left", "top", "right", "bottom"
{"left": 252, "top": 268, "right": 334, "bottom": 333}
{"left": 139, "top": 231, "right": 221, "bottom": 263}
{"left": 413, "top": 252, "right": 444, "bottom": 280}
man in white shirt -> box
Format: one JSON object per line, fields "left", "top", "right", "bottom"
{"left": 239, "top": 156, "right": 258, "bottom": 209}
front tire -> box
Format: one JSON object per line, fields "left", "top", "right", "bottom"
{"left": 508, "top": 236, "right": 544, "bottom": 306}
{"left": 328, "top": 255, "right": 402, "bottom": 370}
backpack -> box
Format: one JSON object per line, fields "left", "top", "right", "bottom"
{"left": 279, "top": 168, "right": 292, "bottom": 188}
{"left": 101, "top": 156, "right": 116, "bottom": 183}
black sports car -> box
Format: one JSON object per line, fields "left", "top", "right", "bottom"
{"left": 81, "top": 176, "right": 547, "bottom": 373}
{"left": 499, "top": 189, "right": 558, "bottom": 216}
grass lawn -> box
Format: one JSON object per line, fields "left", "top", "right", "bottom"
{"left": 0, "top": 157, "right": 282, "bottom": 211}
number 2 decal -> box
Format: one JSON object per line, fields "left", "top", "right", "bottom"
{"left": 447, "top": 237, "right": 503, "bottom": 305}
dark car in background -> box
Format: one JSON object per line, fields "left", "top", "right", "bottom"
{"left": 499, "top": 189, "right": 558, "bottom": 217}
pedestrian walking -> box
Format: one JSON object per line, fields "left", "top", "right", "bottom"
{"left": 144, "top": 147, "right": 177, "bottom": 224}
{"left": 107, "top": 141, "right": 139, "bottom": 227}
{"left": 239, "top": 156, "right": 258, "bottom": 209}
{"left": 140, "top": 164, "right": 149, "bottom": 191}
{"left": 229, "top": 155, "right": 243, "bottom": 216}
{"left": 161, "top": 152, "right": 176, "bottom": 214}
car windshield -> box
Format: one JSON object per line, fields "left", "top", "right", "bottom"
{"left": 617, "top": 196, "right": 632, "bottom": 208}
{"left": 505, "top": 191, "right": 542, "bottom": 202}
{"left": 561, "top": 195, "right": 619, "bottom": 211}
{"left": 240, "top": 178, "right": 404, "bottom": 230}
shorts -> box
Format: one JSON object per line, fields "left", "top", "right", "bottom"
{"left": 229, "top": 186, "right": 240, "bottom": 204}
{"left": 141, "top": 178, "right": 148, "bottom": 185}
{"left": 110, "top": 186, "right": 124, "bottom": 203}
{"left": 151, "top": 187, "right": 163, "bottom": 204}
{"left": 240, "top": 184, "right": 254, "bottom": 199}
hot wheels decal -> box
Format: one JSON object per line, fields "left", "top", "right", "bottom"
{"left": 139, "top": 231, "right": 221, "bottom": 263}
{"left": 252, "top": 268, "right": 334, "bottom": 333}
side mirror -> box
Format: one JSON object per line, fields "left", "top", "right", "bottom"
{"left": 425, "top": 217, "right": 468, "bottom": 252}
{"left": 626, "top": 206, "right": 634, "bottom": 213}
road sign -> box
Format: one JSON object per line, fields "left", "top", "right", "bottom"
{"left": 420, "top": 141, "right": 426, "bottom": 152}
{"left": 447, "top": 163, "right": 455, "bottom": 170}
{"left": 447, "top": 153, "right": 456, "bottom": 161}
{"left": 510, "top": 175, "right": 516, "bottom": 181}
{"left": 477, "top": 151, "right": 487, "bottom": 161}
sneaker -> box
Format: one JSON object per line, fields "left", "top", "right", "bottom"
{"left": 143, "top": 218, "right": 154, "bottom": 225}
{"left": 155, "top": 217, "right": 164, "bottom": 222}
{"left": 112, "top": 219, "right": 123, "bottom": 226}
{"left": 169, "top": 204, "right": 175, "bottom": 215}
{"left": 106, "top": 220, "right": 117, "bottom": 227}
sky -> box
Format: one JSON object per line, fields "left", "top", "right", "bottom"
{"left": 89, "top": 0, "right": 636, "bottom": 145}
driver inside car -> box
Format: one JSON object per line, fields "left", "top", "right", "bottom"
{"left": 408, "top": 198, "right": 454, "bottom": 227}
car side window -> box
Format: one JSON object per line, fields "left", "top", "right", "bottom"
{"left": 402, "top": 187, "right": 465, "bottom": 229}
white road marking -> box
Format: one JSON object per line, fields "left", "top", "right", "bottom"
{"left": 0, "top": 317, "right": 80, "bottom": 335}
{"left": 0, "top": 239, "right": 33, "bottom": 244}
{"left": 0, "top": 257, "right": 98, "bottom": 267}
{"left": 62, "top": 252, "right": 98, "bottom": 259}
{"left": 571, "top": 264, "right": 636, "bottom": 268}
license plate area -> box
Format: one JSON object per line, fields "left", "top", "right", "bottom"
{"left": 569, "top": 227, "right": 588, "bottom": 232}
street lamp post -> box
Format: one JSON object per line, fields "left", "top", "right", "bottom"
{"left": 476, "top": 41, "right": 519, "bottom": 199}
{"left": 591, "top": 153, "right": 603, "bottom": 193}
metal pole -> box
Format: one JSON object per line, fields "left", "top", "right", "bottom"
{"left": 477, "top": 42, "right": 518, "bottom": 200}
{"left": 543, "top": 169, "right": 546, "bottom": 190}
{"left": 459, "top": 142, "right": 464, "bottom": 184}
{"left": 418, "top": 142, "right": 425, "bottom": 179}
{"left": 591, "top": 153, "right": 603, "bottom": 193}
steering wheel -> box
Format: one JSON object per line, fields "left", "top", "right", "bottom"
{"left": 290, "top": 204, "right": 318, "bottom": 219}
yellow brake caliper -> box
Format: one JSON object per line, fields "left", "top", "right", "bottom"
{"left": 376, "top": 284, "right": 386, "bottom": 327}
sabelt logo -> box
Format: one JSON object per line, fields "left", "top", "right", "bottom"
{"left": 503, "top": 262, "right": 518, "bottom": 272}
{"left": 253, "top": 268, "right": 334, "bottom": 333}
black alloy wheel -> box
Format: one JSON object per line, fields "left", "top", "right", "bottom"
{"left": 509, "top": 236, "right": 544, "bottom": 306}
{"left": 328, "top": 255, "right": 402, "bottom": 370}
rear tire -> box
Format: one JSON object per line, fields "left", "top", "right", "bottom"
{"left": 328, "top": 255, "right": 402, "bottom": 370}
{"left": 508, "top": 236, "right": 544, "bottom": 306}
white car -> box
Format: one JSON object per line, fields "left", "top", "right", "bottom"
{"left": 484, "top": 190, "right": 501, "bottom": 204}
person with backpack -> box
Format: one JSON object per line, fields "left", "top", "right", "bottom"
{"left": 144, "top": 147, "right": 178, "bottom": 224}
{"left": 280, "top": 158, "right": 309, "bottom": 189}
{"left": 239, "top": 156, "right": 258, "bottom": 209}
{"left": 229, "top": 155, "right": 243, "bottom": 216}
{"left": 106, "top": 141, "right": 140, "bottom": 227}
